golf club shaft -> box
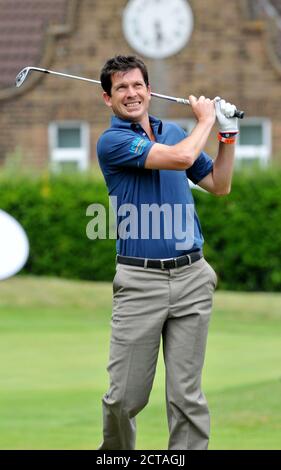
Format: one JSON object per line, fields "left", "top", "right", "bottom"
{"left": 40, "top": 70, "right": 188, "bottom": 105}
{"left": 16, "top": 67, "right": 245, "bottom": 118}
{"left": 28, "top": 67, "right": 101, "bottom": 85}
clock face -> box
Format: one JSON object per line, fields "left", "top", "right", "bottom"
{"left": 123, "top": 0, "right": 193, "bottom": 59}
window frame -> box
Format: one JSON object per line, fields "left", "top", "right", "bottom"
{"left": 236, "top": 117, "right": 271, "bottom": 167}
{"left": 48, "top": 121, "right": 90, "bottom": 171}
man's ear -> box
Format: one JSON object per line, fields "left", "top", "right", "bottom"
{"left": 103, "top": 91, "right": 112, "bottom": 108}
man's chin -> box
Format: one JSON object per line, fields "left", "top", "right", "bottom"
{"left": 122, "top": 109, "right": 143, "bottom": 121}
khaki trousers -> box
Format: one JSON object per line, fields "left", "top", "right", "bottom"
{"left": 98, "top": 257, "right": 217, "bottom": 450}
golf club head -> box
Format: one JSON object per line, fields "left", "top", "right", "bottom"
{"left": 15, "top": 67, "right": 30, "bottom": 88}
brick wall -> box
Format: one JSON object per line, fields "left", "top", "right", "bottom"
{"left": 0, "top": 0, "right": 281, "bottom": 168}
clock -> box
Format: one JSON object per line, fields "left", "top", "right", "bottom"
{"left": 122, "top": 0, "right": 194, "bottom": 59}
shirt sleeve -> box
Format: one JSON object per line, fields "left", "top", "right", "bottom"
{"left": 186, "top": 151, "right": 213, "bottom": 184}
{"left": 97, "top": 130, "right": 155, "bottom": 171}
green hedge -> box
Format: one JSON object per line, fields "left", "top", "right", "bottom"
{"left": 194, "top": 169, "right": 281, "bottom": 292}
{"left": 0, "top": 170, "right": 280, "bottom": 291}
{"left": 0, "top": 174, "right": 116, "bottom": 282}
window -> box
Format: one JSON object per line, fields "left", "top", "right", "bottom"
{"left": 236, "top": 118, "right": 271, "bottom": 168}
{"left": 49, "top": 121, "right": 90, "bottom": 172}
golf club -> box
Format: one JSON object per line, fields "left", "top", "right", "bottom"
{"left": 15, "top": 66, "right": 245, "bottom": 118}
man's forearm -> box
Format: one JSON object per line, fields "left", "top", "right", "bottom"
{"left": 173, "top": 118, "right": 214, "bottom": 165}
{"left": 212, "top": 142, "right": 235, "bottom": 194}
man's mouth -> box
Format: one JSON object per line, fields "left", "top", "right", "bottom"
{"left": 124, "top": 101, "right": 141, "bottom": 108}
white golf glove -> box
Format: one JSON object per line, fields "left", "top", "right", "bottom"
{"left": 214, "top": 97, "right": 239, "bottom": 134}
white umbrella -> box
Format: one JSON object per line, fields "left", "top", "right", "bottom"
{"left": 0, "top": 210, "right": 29, "bottom": 280}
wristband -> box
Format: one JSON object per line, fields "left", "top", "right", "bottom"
{"left": 218, "top": 132, "right": 239, "bottom": 144}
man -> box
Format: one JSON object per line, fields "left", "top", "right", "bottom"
{"left": 97, "top": 55, "right": 238, "bottom": 450}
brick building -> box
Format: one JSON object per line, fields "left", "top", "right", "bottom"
{"left": 0, "top": 0, "right": 281, "bottom": 172}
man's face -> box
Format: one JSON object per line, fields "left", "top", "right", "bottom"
{"left": 103, "top": 68, "right": 151, "bottom": 122}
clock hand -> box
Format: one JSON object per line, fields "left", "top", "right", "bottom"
{"left": 154, "top": 20, "right": 164, "bottom": 45}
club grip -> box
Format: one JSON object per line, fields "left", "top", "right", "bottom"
{"left": 234, "top": 109, "right": 244, "bottom": 119}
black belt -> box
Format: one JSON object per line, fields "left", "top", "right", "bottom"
{"left": 116, "top": 250, "right": 202, "bottom": 270}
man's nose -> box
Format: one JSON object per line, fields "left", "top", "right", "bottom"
{"left": 126, "top": 86, "right": 137, "bottom": 97}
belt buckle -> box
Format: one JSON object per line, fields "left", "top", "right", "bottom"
{"left": 173, "top": 258, "right": 178, "bottom": 268}
{"left": 186, "top": 254, "right": 191, "bottom": 265}
{"left": 160, "top": 260, "right": 165, "bottom": 270}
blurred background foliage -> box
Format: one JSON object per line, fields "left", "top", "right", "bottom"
{"left": 0, "top": 168, "right": 280, "bottom": 291}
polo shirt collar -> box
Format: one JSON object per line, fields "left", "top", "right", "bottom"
{"left": 111, "top": 115, "right": 163, "bottom": 134}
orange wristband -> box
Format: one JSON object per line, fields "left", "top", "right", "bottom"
{"left": 218, "top": 132, "right": 238, "bottom": 144}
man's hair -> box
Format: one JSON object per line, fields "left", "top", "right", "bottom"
{"left": 100, "top": 55, "right": 149, "bottom": 96}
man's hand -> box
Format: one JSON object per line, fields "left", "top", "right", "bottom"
{"left": 214, "top": 97, "right": 239, "bottom": 133}
{"left": 189, "top": 95, "right": 216, "bottom": 126}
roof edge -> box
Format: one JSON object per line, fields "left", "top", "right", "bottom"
{"left": 0, "top": 0, "right": 79, "bottom": 102}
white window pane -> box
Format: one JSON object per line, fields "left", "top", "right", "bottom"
{"left": 58, "top": 128, "right": 81, "bottom": 148}
{"left": 49, "top": 121, "right": 90, "bottom": 173}
{"left": 240, "top": 125, "right": 263, "bottom": 146}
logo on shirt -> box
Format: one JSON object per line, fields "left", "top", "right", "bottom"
{"left": 129, "top": 137, "right": 148, "bottom": 156}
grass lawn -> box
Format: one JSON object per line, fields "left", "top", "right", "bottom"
{"left": 0, "top": 276, "right": 280, "bottom": 450}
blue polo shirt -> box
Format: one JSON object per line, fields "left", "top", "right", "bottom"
{"left": 97, "top": 115, "right": 213, "bottom": 258}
